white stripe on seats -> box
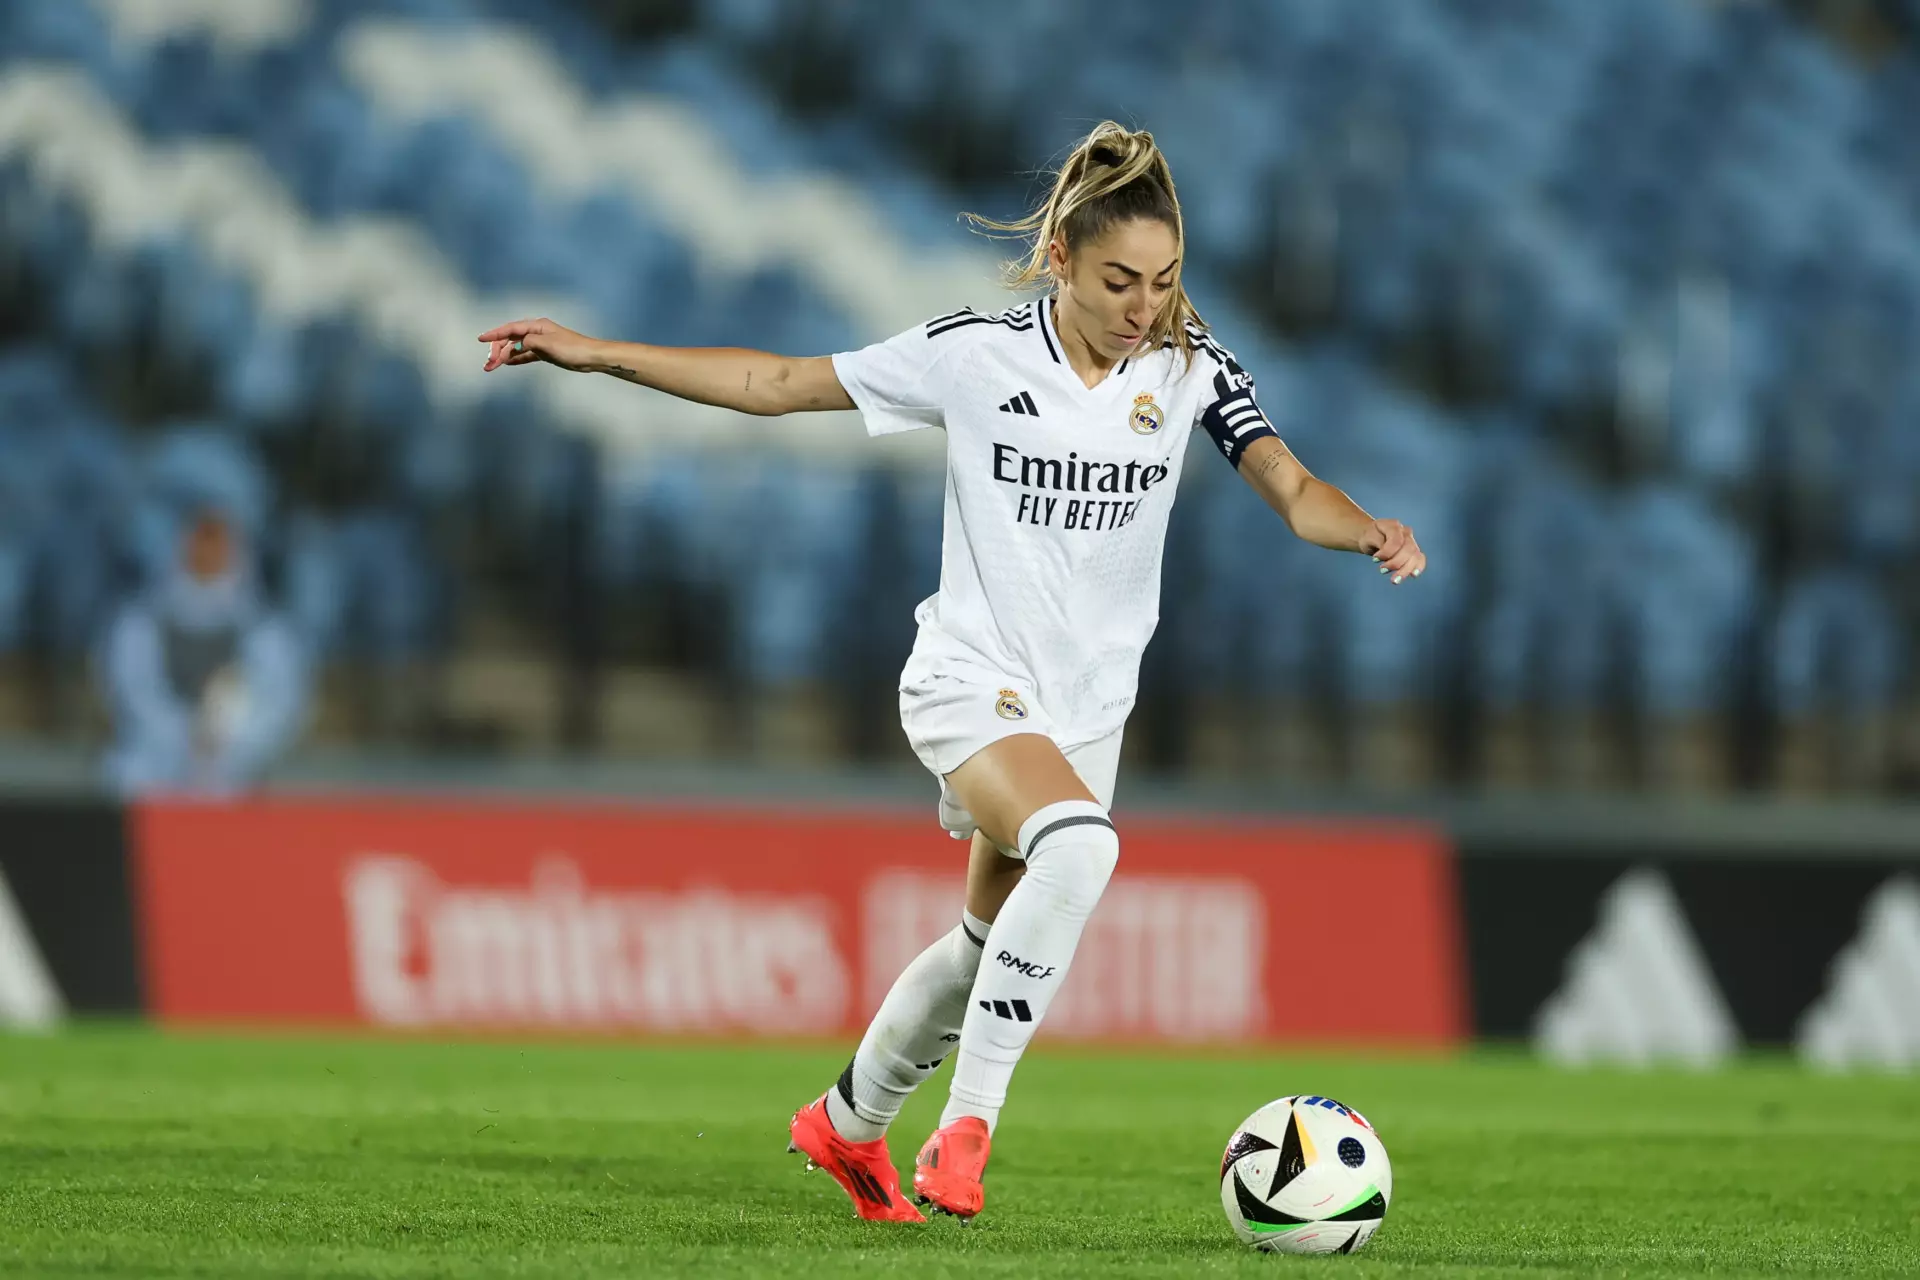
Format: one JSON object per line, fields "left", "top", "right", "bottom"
{"left": 339, "top": 20, "right": 1005, "bottom": 341}
{"left": 0, "top": 66, "right": 939, "bottom": 464}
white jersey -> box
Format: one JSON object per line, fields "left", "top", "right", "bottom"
{"left": 833, "top": 296, "right": 1279, "bottom": 747}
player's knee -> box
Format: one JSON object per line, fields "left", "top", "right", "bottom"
{"left": 1016, "top": 799, "right": 1119, "bottom": 918}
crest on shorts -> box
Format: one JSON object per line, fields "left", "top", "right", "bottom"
{"left": 1129, "top": 392, "right": 1165, "bottom": 435}
{"left": 994, "top": 688, "right": 1028, "bottom": 721}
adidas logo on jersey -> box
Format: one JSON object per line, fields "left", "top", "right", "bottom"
{"left": 998, "top": 391, "right": 1040, "bottom": 416}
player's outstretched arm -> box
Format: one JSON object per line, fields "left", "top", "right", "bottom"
{"left": 1237, "top": 437, "right": 1426, "bottom": 585}
{"left": 477, "top": 317, "right": 855, "bottom": 416}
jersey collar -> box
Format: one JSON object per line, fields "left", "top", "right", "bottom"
{"left": 1035, "top": 294, "right": 1064, "bottom": 365}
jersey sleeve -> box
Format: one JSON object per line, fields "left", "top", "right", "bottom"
{"left": 1190, "top": 331, "right": 1282, "bottom": 469}
{"left": 831, "top": 316, "right": 967, "bottom": 437}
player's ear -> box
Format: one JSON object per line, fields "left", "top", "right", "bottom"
{"left": 1045, "top": 236, "right": 1071, "bottom": 284}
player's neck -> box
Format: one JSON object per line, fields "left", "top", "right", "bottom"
{"left": 1049, "top": 298, "right": 1121, "bottom": 391}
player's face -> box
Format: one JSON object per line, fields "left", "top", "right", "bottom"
{"left": 1054, "top": 218, "right": 1180, "bottom": 362}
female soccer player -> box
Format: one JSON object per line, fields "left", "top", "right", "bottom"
{"left": 479, "top": 121, "right": 1425, "bottom": 1224}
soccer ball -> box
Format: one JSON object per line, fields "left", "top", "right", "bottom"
{"left": 1218, "top": 1095, "right": 1392, "bottom": 1254}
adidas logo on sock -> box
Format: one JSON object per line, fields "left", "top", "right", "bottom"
{"left": 998, "top": 391, "right": 1040, "bottom": 416}
{"left": 978, "top": 998, "right": 1033, "bottom": 1022}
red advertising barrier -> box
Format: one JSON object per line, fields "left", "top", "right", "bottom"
{"left": 131, "top": 800, "right": 1465, "bottom": 1046}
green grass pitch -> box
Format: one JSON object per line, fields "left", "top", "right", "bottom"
{"left": 1, "top": 1028, "right": 1914, "bottom": 1277}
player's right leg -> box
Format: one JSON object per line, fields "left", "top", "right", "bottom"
{"left": 788, "top": 826, "right": 1026, "bottom": 1221}
{"left": 912, "top": 732, "right": 1119, "bottom": 1219}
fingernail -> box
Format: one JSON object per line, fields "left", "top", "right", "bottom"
{"left": 1412, "top": 569, "right": 1422, "bottom": 578}
{"left": 513, "top": 340, "right": 525, "bottom": 352}
{"left": 1378, "top": 565, "right": 1390, "bottom": 574}
{"left": 1392, "top": 575, "right": 1404, "bottom": 585}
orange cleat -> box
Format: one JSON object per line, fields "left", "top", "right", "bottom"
{"left": 787, "top": 1094, "right": 925, "bottom": 1223}
{"left": 912, "top": 1116, "right": 992, "bottom": 1219}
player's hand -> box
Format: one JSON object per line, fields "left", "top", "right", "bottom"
{"left": 478, "top": 317, "right": 597, "bottom": 373}
{"left": 1359, "top": 519, "right": 1425, "bottom": 585}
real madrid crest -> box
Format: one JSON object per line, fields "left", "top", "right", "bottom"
{"left": 1129, "top": 392, "right": 1165, "bottom": 436}
{"left": 994, "top": 688, "right": 1029, "bottom": 721}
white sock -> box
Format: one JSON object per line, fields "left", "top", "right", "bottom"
{"left": 943, "top": 800, "right": 1118, "bottom": 1136}
{"left": 824, "top": 908, "right": 992, "bottom": 1143}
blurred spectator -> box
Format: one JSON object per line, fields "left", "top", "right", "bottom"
{"left": 98, "top": 509, "right": 308, "bottom": 797}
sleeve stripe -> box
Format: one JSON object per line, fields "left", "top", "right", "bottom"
{"left": 927, "top": 314, "right": 1034, "bottom": 339}
{"left": 1184, "top": 321, "right": 1234, "bottom": 367}
{"left": 1198, "top": 396, "right": 1276, "bottom": 467}
{"left": 926, "top": 316, "right": 991, "bottom": 338}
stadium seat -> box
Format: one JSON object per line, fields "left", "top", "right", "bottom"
{"left": 1773, "top": 570, "right": 1902, "bottom": 720}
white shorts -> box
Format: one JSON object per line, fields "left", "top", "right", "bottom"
{"left": 898, "top": 667, "right": 1123, "bottom": 845}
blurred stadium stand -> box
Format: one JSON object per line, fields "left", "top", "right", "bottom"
{"left": 0, "top": 0, "right": 1915, "bottom": 795}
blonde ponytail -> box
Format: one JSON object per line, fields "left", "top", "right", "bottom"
{"left": 965, "top": 121, "right": 1202, "bottom": 361}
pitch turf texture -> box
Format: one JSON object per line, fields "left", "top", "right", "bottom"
{"left": 1, "top": 1030, "right": 1914, "bottom": 1278}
